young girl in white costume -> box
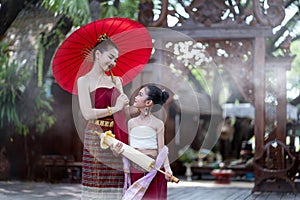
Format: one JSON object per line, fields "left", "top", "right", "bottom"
{"left": 126, "top": 84, "right": 173, "bottom": 199}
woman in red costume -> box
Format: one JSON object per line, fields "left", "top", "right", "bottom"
{"left": 78, "top": 36, "right": 135, "bottom": 199}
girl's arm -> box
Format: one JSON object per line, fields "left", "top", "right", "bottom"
{"left": 156, "top": 121, "right": 173, "bottom": 179}
{"left": 115, "top": 77, "right": 140, "bottom": 117}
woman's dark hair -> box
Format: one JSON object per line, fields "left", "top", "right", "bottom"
{"left": 144, "top": 84, "right": 169, "bottom": 109}
{"left": 92, "top": 38, "right": 118, "bottom": 60}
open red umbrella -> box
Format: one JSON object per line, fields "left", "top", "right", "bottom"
{"left": 52, "top": 17, "right": 153, "bottom": 94}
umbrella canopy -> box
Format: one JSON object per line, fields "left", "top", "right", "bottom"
{"left": 52, "top": 17, "right": 153, "bottom": 94}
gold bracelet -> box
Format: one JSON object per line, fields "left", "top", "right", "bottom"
{"left": 107, "top": 106, "right": 113, "bottom": 116}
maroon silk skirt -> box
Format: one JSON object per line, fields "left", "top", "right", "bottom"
{"left": 130, "top": 165, "right": 167, "bottom": 200}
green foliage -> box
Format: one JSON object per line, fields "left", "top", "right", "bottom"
{"left": 287, "top": 40, "right": 300, "bottom": 100}
{"left": 33, "top": 88, "right": 56, "bottom": 134}
{"left": 119, "top": 0, "right": 139, "bottom": 19}
{"left": 36, "top": 33, "right": 45, "bottom": 87}
{"left": 100, "top": 2, "right": 119, "bottom": 18}
{"left": 42, "top": 0, "right": 91, "bottom": 26}
{"left": 178, "top": 146, "right": 197, "bottom": 163}
{"left": 100, "top": 0, "right": 139, "bottom": 19}
{"left": 191, "top": 68, "right": 212, "bottom": 95}
{"left": 0, "top": 41, "right": 56, "bottom": 136}
{"left": 0, "top": 42, "right": 29, "bottom": 133}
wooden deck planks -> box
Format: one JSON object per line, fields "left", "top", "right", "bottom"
{"left": 168, "top": 186, "right": 253, "bottom": 200}
{"left": 167, "top": 181, "right": 300, "bottom": 200}
{"left": 0, "top": 180, "right": 300, "bottom": 199}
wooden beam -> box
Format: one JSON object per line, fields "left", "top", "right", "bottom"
{"left": 265, "top": 56, "right": 294, "bottom": 71}
{"left": 149, "top": 25, "right": 273, "bottom": 40}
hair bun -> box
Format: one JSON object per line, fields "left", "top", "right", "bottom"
{"left": 161, "top": 90, "right": 169, "bottom": 105}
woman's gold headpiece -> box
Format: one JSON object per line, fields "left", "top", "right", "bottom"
{"left": 98, "top": 34, "right": 109, "bottom": 43}
{"left": 83, "top": 34, "right": 110, "bottom": 61}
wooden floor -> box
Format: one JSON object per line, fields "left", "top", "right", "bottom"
{"left": 1, "top": 180, "right": 300, "bottom": 199}
{"left": 167, "top": 180, "right": 300, "bottom": 200}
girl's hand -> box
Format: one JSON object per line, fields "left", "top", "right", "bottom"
{"left": 164, "top": 171, "right": 173, "bottom": 181}
{"left": 164, "top": 164, "right": 173, "bottom": 181}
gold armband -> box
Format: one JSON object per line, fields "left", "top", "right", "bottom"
{"left": 107, "top": 106, "right": 113, "bottom": 116}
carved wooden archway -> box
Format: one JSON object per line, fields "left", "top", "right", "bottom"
{"left": 137, "top": 0, "right": 297, "bottom": 192}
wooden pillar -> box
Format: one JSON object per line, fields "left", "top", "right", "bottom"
{"left": 253, "top": 37, "right": 266, "bottom": 191}
{"left": 276, "top": 66, "right": 287, "bottom": 142}
{"left": 253, "top": 37, "right": 266, "bottom": 157}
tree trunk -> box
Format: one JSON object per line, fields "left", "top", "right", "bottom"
{"left": 0, "top": 0, "right": 25, "bottom": 37}
{"left": 20, "top": 16, "right": 73, "bottom": 124}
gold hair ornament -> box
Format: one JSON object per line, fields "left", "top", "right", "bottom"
{"left": 98, "top": 34, "right": 109, "bottom": 43}
{"left": 83, "top": 34, "right": 110, "bottom": 62}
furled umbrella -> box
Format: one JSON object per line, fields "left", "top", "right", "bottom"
{"left": 52, "top": 17, "right": 153, "bottom": 94}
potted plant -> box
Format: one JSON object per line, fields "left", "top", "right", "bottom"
{"left": 178, "top": 146, "right": 197, "bottom": 181}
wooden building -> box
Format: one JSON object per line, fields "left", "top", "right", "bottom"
{"left": 135, "top": 0, "right": 300, "bottom": 193}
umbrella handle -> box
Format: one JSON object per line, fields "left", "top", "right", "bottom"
{"left": 155, "top": 168, "right": 180, "bottom": 183}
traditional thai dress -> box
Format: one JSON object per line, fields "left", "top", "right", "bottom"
{"left": 81, "top": 87, "right": 128, "bottom": 200}
{"left": 128, "top": 126, "right": 167, "bottom": 200}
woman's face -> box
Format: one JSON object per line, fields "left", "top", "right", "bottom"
{"left": 133, "top": 87, "right": 149, "bottom": 108}
{"left": 98, "top": 46, "right": 118, "bottom": 71}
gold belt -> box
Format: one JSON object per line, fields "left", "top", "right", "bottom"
{"left": 90, "top": 119, "right": 114, "bottom": 127}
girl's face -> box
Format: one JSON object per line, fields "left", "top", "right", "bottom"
{"left": 133, "top": 87, "right": 149, "bottom": 108}
{"left": 97, "top": 46, "right": 118, "bottom": 71}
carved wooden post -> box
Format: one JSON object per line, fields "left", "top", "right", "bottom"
{"left": 253, "top": 37, "right": 266, "bottom": 158}
{"left": 276, "top": 66, "right": 287, "bottom": 143}
{"left": 253, "top": 37, "right": 266, "bottom": 191}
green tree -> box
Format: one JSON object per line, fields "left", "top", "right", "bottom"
{"left": 287, "top": 40, "right": 300, "bottom": 101}
{"left": 42, "top": 0, "right": 91, "bottom": 26}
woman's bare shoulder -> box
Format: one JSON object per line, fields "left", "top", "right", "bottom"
{"left": 77, "top": 75, "right": 88, "bottom": 83}
{"left": 77, "top": 76, "right": 90, "bottom": 91}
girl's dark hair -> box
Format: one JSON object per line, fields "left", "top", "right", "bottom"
{"left": 144, "top": 84, "right": 169, "bottom": 111}
{"left": 92, "top": 38, "right": 118, "bottom": 60}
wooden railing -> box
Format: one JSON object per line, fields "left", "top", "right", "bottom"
{"left": 35, "top": 155, "right": 82, "bottom": 183}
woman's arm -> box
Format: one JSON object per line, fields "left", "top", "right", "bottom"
{"left": 77, "top": 76, "right": 124, "bottom": 120}
{"left": 115, "top": 76, "right": 124, "bottom": 94}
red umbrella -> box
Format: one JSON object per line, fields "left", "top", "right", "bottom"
{"left": 52, "top": 17, "right": 153, "bottom": 94}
